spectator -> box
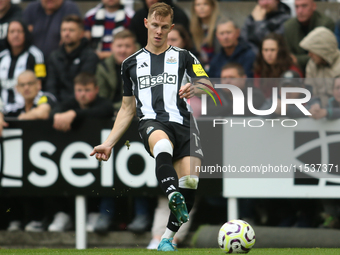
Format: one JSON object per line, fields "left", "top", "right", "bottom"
{"left": 208, "top": 18, "right": 256, "bottom": 78}
{"left": 4, "top": 70, "right": 56, "bottom": 232}
{"left": 84, "top": 0, "right": 131, "bottom": 60}
{"left": 309, "top": 78, "right": 340, "bottom": 228}
{"left": 168, "top": 24, "right": 199, "bottom": 58}
{"left": 283, "top": 0, "right": 335, "bottom": 73}
{"left": 241, "top": 0, "right": 291, "bottom": 54}
{"left": 51, "top": 72, "right": 113, "bottom": 133}
{"left": 23, "top": 0, "right": 81, "bottom": 60}
{"left": 7, "top": 70, "right": 56, "bottom": 119}
{"left": 49, "top": 72, "right": 113, "bottom": 232}
{"left": 260, "top": 70, "right": 319, "bottom": 118}
{"left": 46, "top": 15, "right": 99, "bottom": 102}
{"left": 0, "top": 20, "right": 46, "bottom": 115}
{"left": 300, "top": 27, "right": 340, "bottom": 108}
{"left": 96, "top": 29, "right": 138, "bottom": 113}
{"left": 207, "top": 63, "right": 265, "bottom": 117}
{"left": 130, "top": 0, "right": 190, "bottom": 48}
{"left": 335, "top": 19, "right": 340, "bottom": 49}
{"left": 309, "top": 77, "right": 340, "bottom": 120}
{"left": 190, "top": 0, "right": 220, "bottom": 71}
{"left": 254, "top": 33, "right": 303, "bottom": 98}
{"left": 0, "top": 0, "right": 22, "bottom": 50}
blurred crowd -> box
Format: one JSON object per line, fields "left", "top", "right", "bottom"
{"left": 1, "top": 0, "right": 340, "bottom": 249}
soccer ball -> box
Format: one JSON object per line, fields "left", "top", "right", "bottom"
{"left": 218, "top": 219, "right": 255, "bottom": 253}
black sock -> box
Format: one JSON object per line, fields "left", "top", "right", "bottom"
{"left": 179, "top": 188, "right": 196, "bottom": 213}
{"left": 155, "top": 152, "right": 178, "bottom": 197}
{"left": 166, "top": 188, "right": 197, "bottom": 232}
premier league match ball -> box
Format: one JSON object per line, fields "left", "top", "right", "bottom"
{"left": 218, "top": 219, "right": 256, "bottom": 254}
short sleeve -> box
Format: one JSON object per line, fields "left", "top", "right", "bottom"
{"left": 122, "top": 61, "right": 133, "bottom": 96}
{"left": 185, "top": 50, "right": 209, "bottom": 78}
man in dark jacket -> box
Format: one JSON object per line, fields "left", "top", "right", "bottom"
{"left": 23, "top": 0, "right": 80, "bottom": 60}
{"left": 129, "top": 0, "right": 189, "bottom": 48}
{"left": 0, "top": 0, "right": 21, "bottom": 50}
{"left": 284, "top": 0, "right": 334, "bottom": 73}
{"left": 51, "top": 72, "right": 113, "bottom": 132}
{"left": 208, "top": 18, "right": 255, "bottom": 78}
{"left": 241, "top": 0, "right": 291, "bottom": 53}
{"left": 46, "top": 15, "right": 99, "bottom": 102}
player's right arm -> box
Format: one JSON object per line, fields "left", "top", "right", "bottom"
{"left": 90, "top": 96, "right": 136, "bottom": 161}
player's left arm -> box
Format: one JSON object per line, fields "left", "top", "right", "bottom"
{"left": 179, "top": 51, "right": 213, "bottom": 99}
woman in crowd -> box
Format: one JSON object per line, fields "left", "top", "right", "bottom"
{"left": 168, "top": 24, "right": 198, "bottom": 55}
{"left": 190, "top": 0, "right": 219, "bottom": 71}
{"left": 0, "top": 20, "right": 46, "bottom": 115}
{"left": 253, "top": 33, "right": 302, "bottom": 98}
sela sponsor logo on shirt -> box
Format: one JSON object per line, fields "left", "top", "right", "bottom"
{"left": 166, "top": 56, "right": 177, "bottom": 64}
{"left": 138, "top": 72, "right": 177, "bottom": 89}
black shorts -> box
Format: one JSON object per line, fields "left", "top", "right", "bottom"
{"left": 138, "top": 119, "right": 204, "bottom": 161}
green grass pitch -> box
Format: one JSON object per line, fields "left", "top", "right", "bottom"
{"left": 0, "top": 248, "right": 340, "bottom": 255}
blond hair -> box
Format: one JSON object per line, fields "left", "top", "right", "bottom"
{"left": 148, "top": 2, "right": 174, "bottom": 23}
{"left": 190, "top": 0, "right": 219, "bottom": 52}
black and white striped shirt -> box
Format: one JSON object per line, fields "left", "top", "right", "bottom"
{"left": 122, "top": 46, "right": 208, "bottom": 126}
{"left": 0, "top": 45, "right": 46, "bottom": 114}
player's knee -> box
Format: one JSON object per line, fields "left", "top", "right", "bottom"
{"left": 179, "top": 175, "right": 199, "bottom": 189}
{"left": 153, "top": 138, "right": 173, "bottom": 158}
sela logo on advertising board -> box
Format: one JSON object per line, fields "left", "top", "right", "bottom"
{"left": 0, "top": 129, "right": 157, "bottom": 189}
{"left": 200, "top": 84, "right": 311, "bottom": 128}
{"left": 0, "top": 129, "right": 24, "bottom": 187}
{"left": 138, "top": 72, "right": 177, "bottom": 89}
